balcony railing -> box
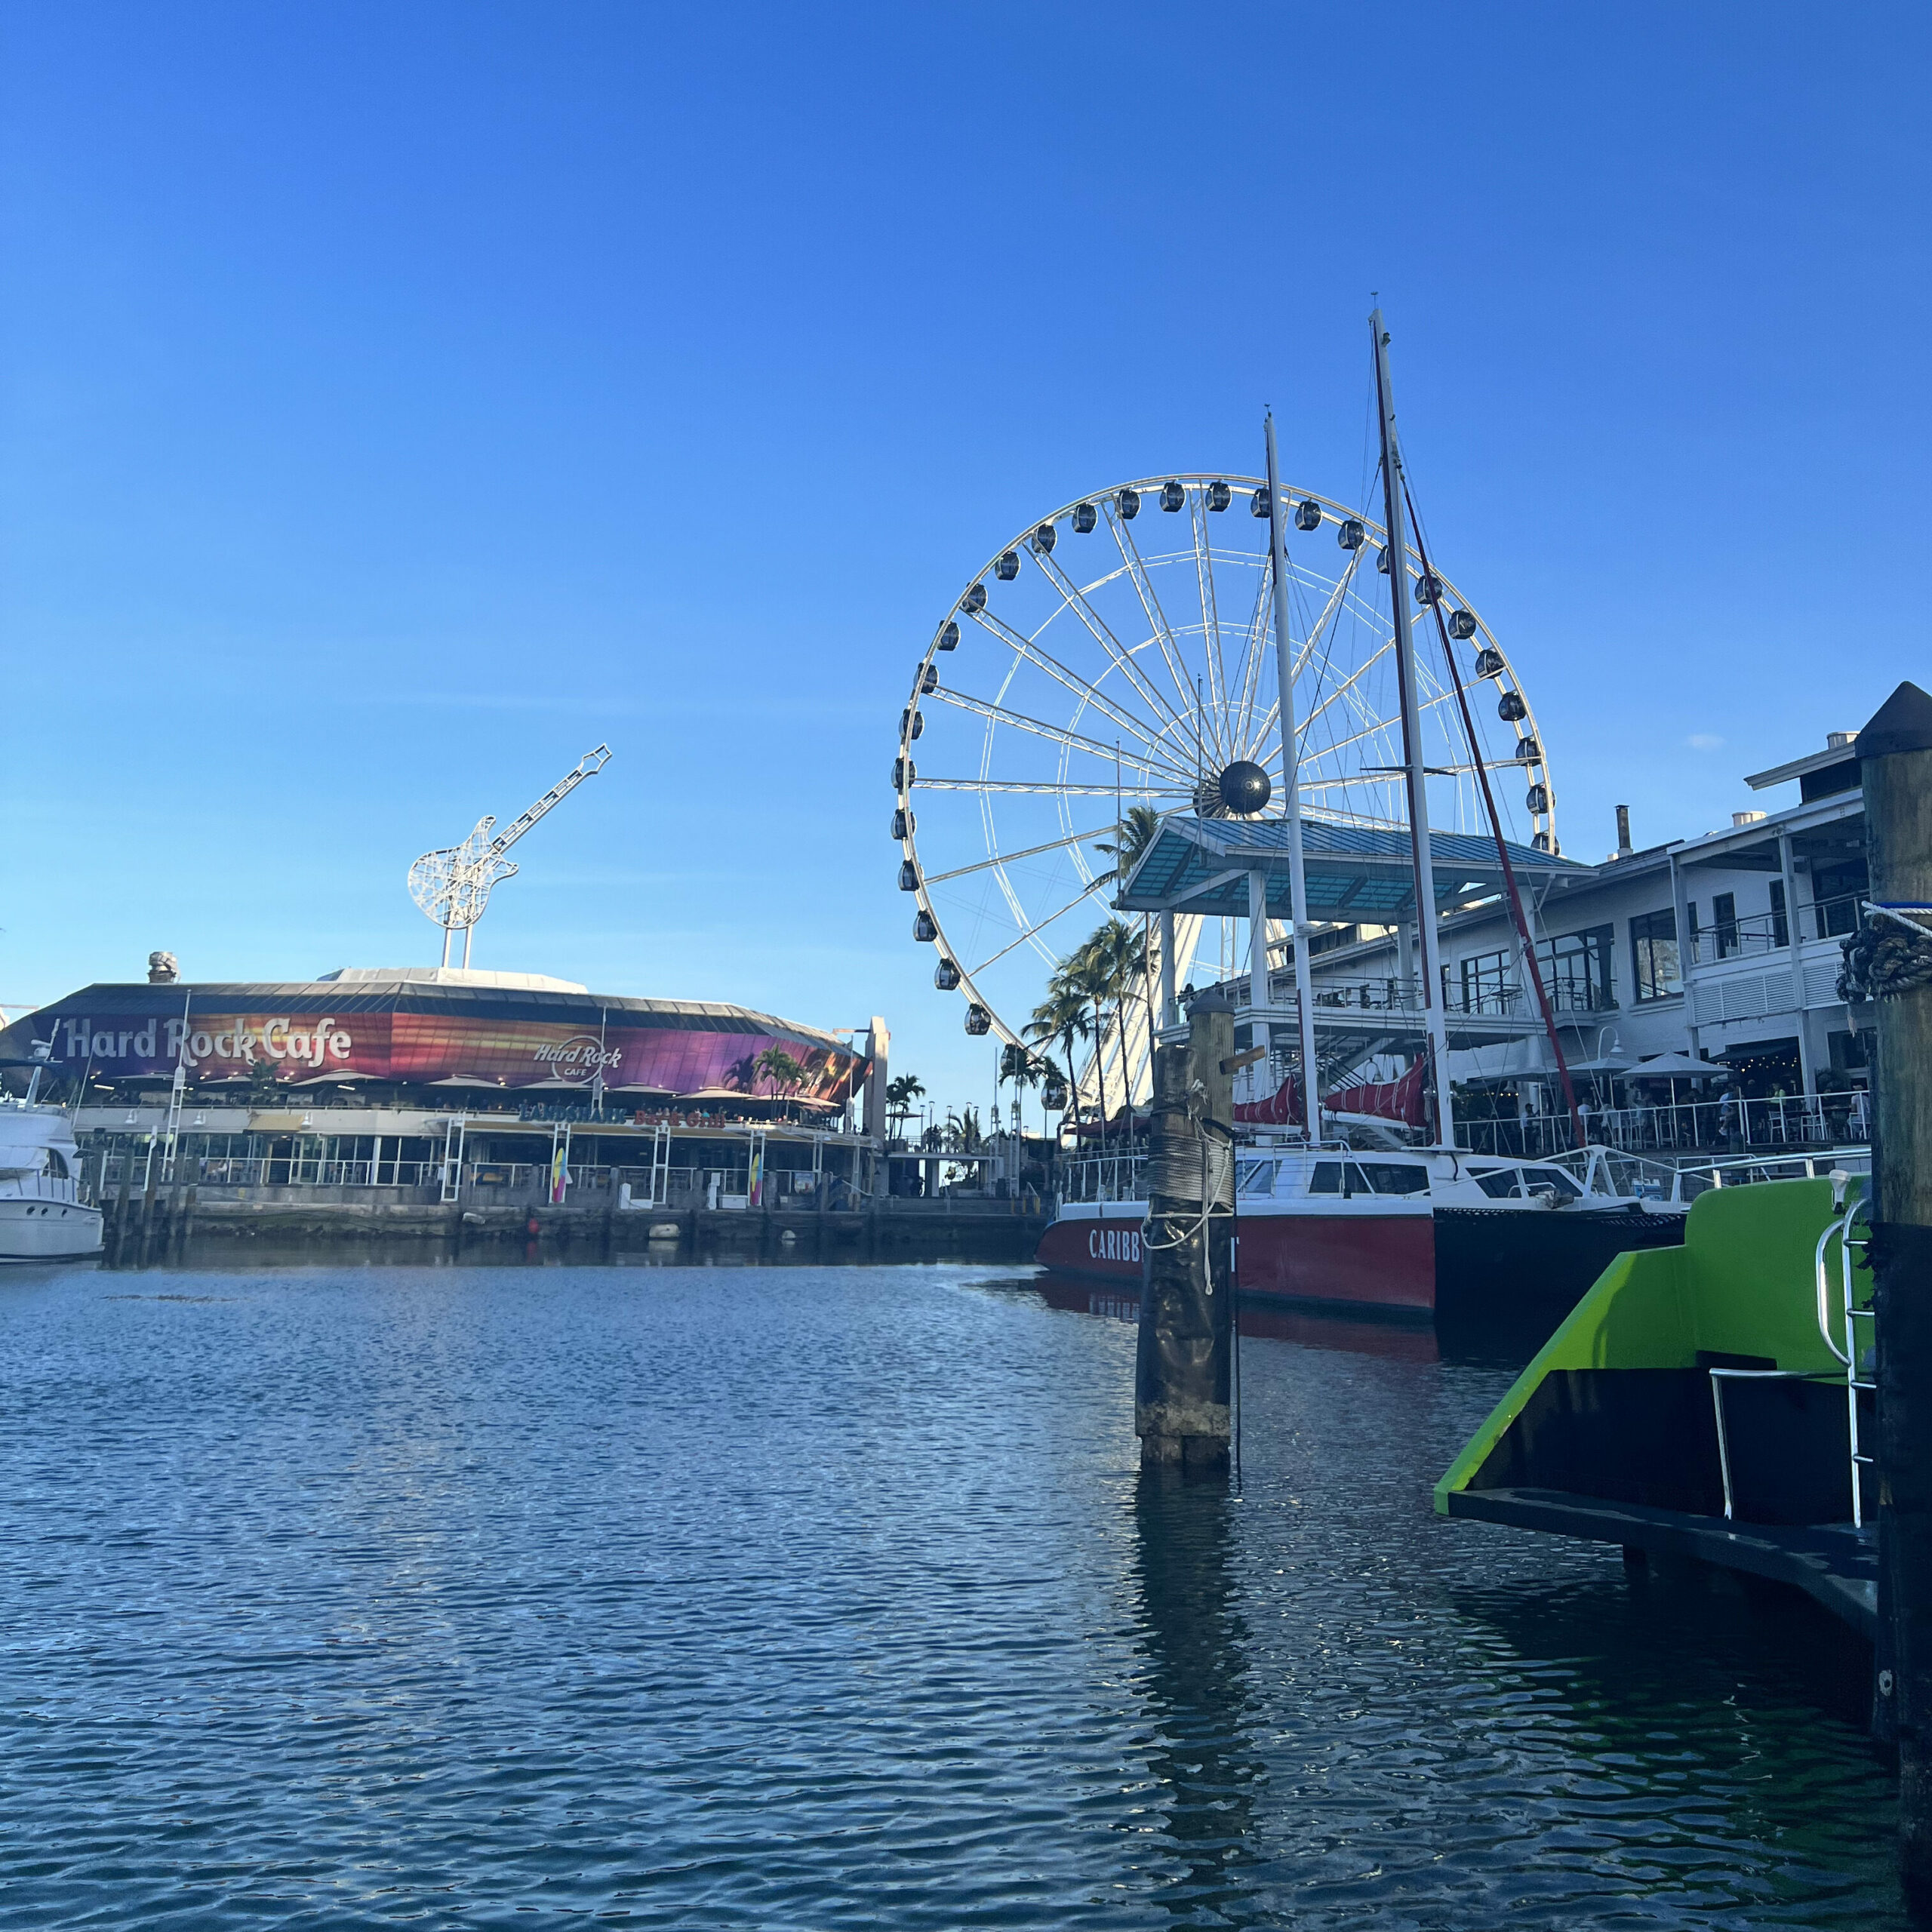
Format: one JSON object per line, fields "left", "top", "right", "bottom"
{"left": 1456, "top": 1091, "right": 1870, "bottom": 1161}
{"left": 1690, "top": 891, "right": 1865, "bottom": 966}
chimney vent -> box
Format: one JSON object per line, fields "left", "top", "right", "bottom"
{"left": 146, "top": 951, "right": 179, "bottom": 985}
{"left": 1826, "top": 731, "right": 1856, "bottom": 749}
{"left": 1614, "top": 804, "right": 1632, "bottom": 857}
{"left": 1732, "top": 811, "right": 1767, "bottom": 828}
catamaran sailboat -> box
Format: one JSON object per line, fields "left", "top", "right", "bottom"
{"left": 1034, "top": 307, "right": 1685, "bottom": 1316}
{"left": 1035, "top": 1144, "right": 1683, "bottom": 1314}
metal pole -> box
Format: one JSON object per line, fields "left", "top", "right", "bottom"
{"left": 1265, "top": 411, "right": 1323, "bottom": 1139}
{"left": 1370, "top": 309, "right": 1451, "bottom": 1140}
{"left": 1247, "top": 871, "right": 1269, "bottom": 1111}
{"left": 1857, "top": 680, "right": 1932, "bottom": 1907}
{"left": 1159, "top": 910, "right": 1177, "bottom": 1026}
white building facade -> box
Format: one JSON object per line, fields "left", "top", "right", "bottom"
{"left": 1302, "top": 734, "right": 1869, "bottom": 1155}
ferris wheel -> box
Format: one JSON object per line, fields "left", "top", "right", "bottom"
{"left": 893, "top": 474, "right": 1554, "bottom": 1102}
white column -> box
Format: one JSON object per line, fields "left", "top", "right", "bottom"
{"left": 1780, "top": 831, "right": 1815, "bottom": 1097}
{"left": 1248, "top": 869, "right": 1269, "bottom": 1015}
{"left": 1266, "top": 412, "right": 1323, "bottom": 1137}
{"left": 1159, "top": 910, "right": 1177, "bottom": 1026}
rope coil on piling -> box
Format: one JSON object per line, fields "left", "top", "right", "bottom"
{"left": 1839, "top": 903, "right": 1932, "bottom": 1004}
{"left": 1140, "top": 1112, "right": 1236, "bottom": 1254}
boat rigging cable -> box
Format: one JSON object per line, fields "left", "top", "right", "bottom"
{"left": 1401, "top": 476, "right": 1587, "bottom": 1152}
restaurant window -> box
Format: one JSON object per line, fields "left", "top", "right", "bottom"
{"left": 1813, "top": 860, "right": 1868, "bottom": 940}
{"left": 1454, "top": 949, "right": 1512, "bottom": 1014}
{"left": 1770, "top": 880, "right": 1789, "bottom": 948}
{"left": 1712, "top": 891, "right": 1738, "bottom": 959}
{"left": 1629, "top": 908, "right": 1681, "bottom": 1002}
{"left": 1537, "top": 924, "right": 1616, "bottom": 1012}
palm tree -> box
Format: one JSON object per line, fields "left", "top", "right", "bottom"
{"left": 1026, "top": 983, "right": 1089, "bottom": 1152}
{"left": 1093, "top": 806, "right": 1165, "bottom": 1062}
{"left": 1060, "top": 944, "right": 1115, "bottom": 1155}
{"left": 1092, "top": 805, "right": 1162, "bottom": 886}
{"left": 884, "top": 1072, "right": 924, "bottom": 1142}
{"left": 1082, "top": 917, "right": 1150, "bottom": 1140}
{"left": 754, "top": 1047, "right": 806, "bottom": 1121}
{"left": 998, "top": 1041, "right": 1038, "bottom": 1142}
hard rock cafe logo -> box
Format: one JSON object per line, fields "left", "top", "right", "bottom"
{"left": 531, "top": 1035, "right": 623, "bottom": 1084}
{"left": 60, "top": 1015, "right": 351, "bottom": 1069}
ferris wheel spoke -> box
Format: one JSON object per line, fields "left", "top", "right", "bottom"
{"left": 1187, "top": 493, "right": 1232, "bottom": 767}
{"left": 1297, "top": 636, "right": 1398, "bottom": 737}
{"left": 1026, "top": 544, "right": 1194, "bottom": 745}
{"left": 1103, "top": 503, "right": 1199, "bottom": 729}
{"left": 1309, "top": 688, "right": 1460, "bottom": 768}
{"left": 918, "top": 777, "right": 1193, "bottom": 797}
{"left": 1290, "top": 547, "right": 1367, "bottom": 684}
{"left": 967, "top": 608, "right": 1168, "bottom": 758}
{"left": 920, "top": 820, "right": 1131, "bottom": 887}
{"left": 964, "top": 875, "right": 1113, "bottom": 978}
{"left": 928, "top": 688, "right": 1196, "bottom": 785}
{"left": 1227, "top": 549, "right": 1275, "bottom": 763}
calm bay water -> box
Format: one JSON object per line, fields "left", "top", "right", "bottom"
{"left": 0, "top": 1259, "right": 1903, "bottom": 1928}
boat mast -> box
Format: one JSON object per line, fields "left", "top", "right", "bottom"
{"left": 1264, "top": 411, "right": 1323, "bottom": 1140}
{"left": 1369, "top": 309, "right": 1451, "bottom": 1141}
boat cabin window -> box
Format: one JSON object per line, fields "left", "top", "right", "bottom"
{"left": 1524, "top": 1166, "right": 1582, "bottom": 1198}
{"left": 43, "top": 1149, "right": 69, "bottom": 1180}
{"left": 1236, "top": 1158, "right": 1278, "bottom": 1195}
{"left": 1472, "top": 1166, "right": 1522, "bottom": 1198}
{"left": 1356, "top": 1162, "right": 1429, "bottom": 1196}
{"left": 1308, "top": 1160, "right": 1426, "bottom": 1196}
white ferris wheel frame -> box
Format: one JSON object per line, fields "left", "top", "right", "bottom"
{"left": 894, "top": 473, "right": 1554, "bottom": 1063}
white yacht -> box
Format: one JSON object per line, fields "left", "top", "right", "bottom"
{"left": 0, "top": 1103, "right": 103, "bottom": 1262}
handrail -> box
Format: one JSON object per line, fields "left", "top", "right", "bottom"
{"left": 1816, "top": 1216, "right": 1851, "bottom": 1365}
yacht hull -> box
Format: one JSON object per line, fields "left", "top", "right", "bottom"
{"left": 0, "top": 1199, "right": 104, "bottom": 1262}
{"left": 1036, "top": 1198, "right": 1688, "bottom": 1318}
{"left": 1035, "top": 1202, "right": 1436, "bottom": 1313}
{"left": 1431, "top": 1205, "right": 1687, "bottom": 1309}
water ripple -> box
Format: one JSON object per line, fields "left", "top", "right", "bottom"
{"left": 0, "top": 1263, "right": 1902, "bottom": 1927}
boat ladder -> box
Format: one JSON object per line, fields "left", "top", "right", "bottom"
{"left": 1816, "top": 1183, "right": 1876, "bottom": 1527}
{"left": 648, "top": 1123, "right": 672, "bottom": 1207}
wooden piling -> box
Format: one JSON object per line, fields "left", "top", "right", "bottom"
{"left": 1135, "top": 1001, "right": 1235, "bottom": 1472}
{"left": 135, "top": 1148, "right": 160, "bottom": 1269}
{"left": 1859, "top": 679, "right": 1932, "bottom": 1906}
{"left": 110, "top": 1160, "right": 133, "bottom": 1267}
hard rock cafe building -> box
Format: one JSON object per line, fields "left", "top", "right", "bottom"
{"left": 2, "top": 966, "right": 888, "bottom": 1208}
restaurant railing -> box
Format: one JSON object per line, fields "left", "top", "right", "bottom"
{"left": 1689, "top": 891, "right": 1865, "bottom": 966}
{"left": 1456, "top": 1091, "right": 1871, "bottom": 1161}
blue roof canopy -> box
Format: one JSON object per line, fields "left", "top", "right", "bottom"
{"left": 1115, "top": 814, "right": 1584, "bottom": 921}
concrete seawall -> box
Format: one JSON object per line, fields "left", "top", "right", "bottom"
{"left": 99, "top": 1188, "right": 1051, "bottom": 1268}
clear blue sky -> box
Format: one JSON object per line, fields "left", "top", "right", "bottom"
{"left": 2, "top": 4, "right": 1925, "bottom": 1115}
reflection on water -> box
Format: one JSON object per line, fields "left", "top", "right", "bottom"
{"left": 0, "top": 1257, "right": 1904, "bottom": 1927}
{"left": 1131, "top": 1469, "right": 1263, "bottom": 1923}
{"left": 1031, "top": 1267, "right": 1571, "bottom": 1369}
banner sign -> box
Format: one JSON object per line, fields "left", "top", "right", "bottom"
{"left": 5, "top": 985, "right": 866, "bottom": 1108}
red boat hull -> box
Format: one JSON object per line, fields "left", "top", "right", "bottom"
{"left": 1033, "top": 1205, "right": 1436, "bottom": 1314}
